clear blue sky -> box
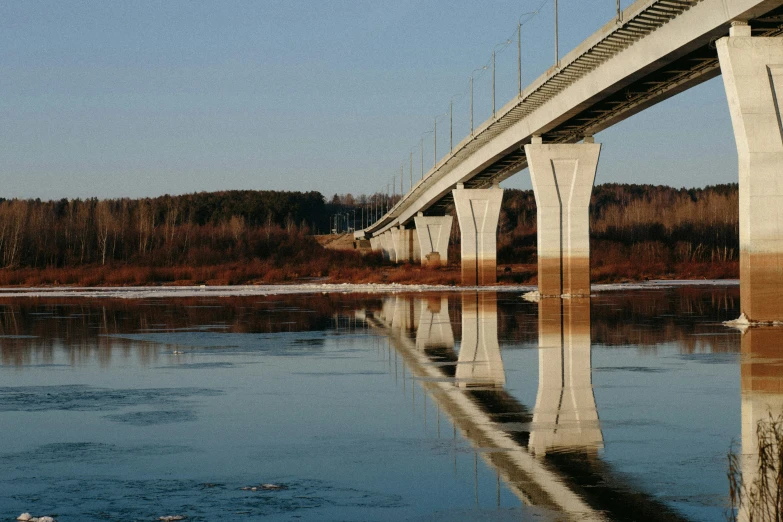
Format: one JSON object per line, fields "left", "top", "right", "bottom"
{"left": 1, "top": 0, "right": 737, "bottom": 201}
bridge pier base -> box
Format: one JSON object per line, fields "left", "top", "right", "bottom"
{"left": 411, "top": 228, "right": 421, "bottom": 263}
{"left": 391, "top": 227, "right": 412, "bottom": 263}
{"left": 379, "top": 230, "right": 395, "bottom": 262}
{"left": 718, "top": 25, "right": 783, "bottom": 322}
{"left": 414, "top": 214, "right": 453, "bottom": 267}
{"left": 525, "top": 140, "right": 600, "bottom": 297}
{"left": 452, "top": 186, "right": 504, "bottom": 285}
{"left": 369, "top": 236, "right": 381, "bottom": 254}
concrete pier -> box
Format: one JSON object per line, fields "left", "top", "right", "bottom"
{"left": 411, "top": 228, "right": 421, "bottom": 263}
{"left": 379, "top": 230, "right": 395, "bottom": 262}
{"left": 525, "top": 140, "right": 600, "bottom": 297}
{"left": 456, "top": 292, "right": 504, "bottom": 388}
{"left": 718, "top": 24, "right": 783, "bottom": 322}
{"left": 530, "top": 297, "right": 602, "bottom": 456}
{"left": 391, "top": 227, "right": 412, "bottom": 263}
{"left": 369, "top": 236, "right": 381, "bottom": 254}
{"left": 414, "top": 214, "right": 452, "bottom": 267}
{"left": 452, "top": 186, "right": 504, "bottom": 285}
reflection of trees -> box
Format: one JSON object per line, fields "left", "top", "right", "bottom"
{"left": 0, "top": 294, "right": 384, "bottom": 367}
{"left": 495, "top": 286, "right": 741, "bottom": 354}
{"left": 589, "top": 287, "right": 740, "bottom": 353}
{"left": 1, "top": 286, "right": 741, "bottom": 368}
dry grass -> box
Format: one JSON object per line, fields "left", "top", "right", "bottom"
{"left": 728, "top": 413, "right": 783, "bottom": 522}
{"left": 0, "top": 260, "right": 462, "bottom": 287}
{"left": 0, "top": 257, "right": 737, "bottom": 288}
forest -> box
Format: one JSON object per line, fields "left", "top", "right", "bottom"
{"left": 496, "top": 183, "right": 738, "bottom": 280}
{"left": 0, "top": 184, "right": 738, "bottom": 285}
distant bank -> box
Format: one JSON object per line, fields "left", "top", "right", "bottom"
{"left": 0, "top": 184, "right": 737, "bottom": 287}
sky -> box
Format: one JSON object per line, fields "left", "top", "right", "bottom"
{"left": 1, "top": 0, "right": 738, "bottom": 201}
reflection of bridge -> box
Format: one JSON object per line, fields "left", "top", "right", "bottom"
{"left": 357, "top": 0, "right": 783, "bottom": 321}
{"left": 365, "top": 293, "right": 690, "bottom": 521}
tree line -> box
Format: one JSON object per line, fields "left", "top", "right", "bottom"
{"left": 497, "top": 183, "right": 739, "bottom": 277}
{"left": 0, "top": 191, "right": 329, "bottom": 268}
{"left": 0, "top": 184, "right": 739, "bottom": 279}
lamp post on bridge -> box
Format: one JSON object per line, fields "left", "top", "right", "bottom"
{"left": 518, "top": 19, "right": 522, "bottom": 96}
{"left": 409, "top": 151, "right": 413, "bottom": 192}
{"left": 554, "top": 0, "right": 559, "bottom": 68}
{"left": 448, "top": 93, "right": 461, "bottom": 153}
{"left": 470, "top": 65, "right": 487, "bottom": 135}
{"left": 491, "top": 39, "right": 510, "bottom": 118}
{"left": 420, "top": 137, "right": 424, "bottom": 180}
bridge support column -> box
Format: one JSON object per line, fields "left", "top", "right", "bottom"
{"left": 525, "top": 140, "right": 600, "bottom": 297}
{"left": 391, "top": 227, "right": 410, "bottom": 263}
{"left": 411, "top": 227, "right": 421, "bottom": 263}
{"left": 379, "top": 230, "right": 395, "bottom": 262}
{"left": 718, "top": 24, "right": 783, "bottom": 322}
{"left": 369, "top": 236, "right": 381, "bottom": 254}
{"left": 414, "top": 214, "right": 452, "bottom": 267}
{"left": 452, "top": 186, "right": 504, "bottom": 285}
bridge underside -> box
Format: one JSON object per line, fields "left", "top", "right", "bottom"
{"left": 423, "top": 7, "right": 783, "bottom": 217}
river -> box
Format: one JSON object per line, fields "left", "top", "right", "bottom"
{"left": 0, "top": 284, "right": 766, "bottom": 521}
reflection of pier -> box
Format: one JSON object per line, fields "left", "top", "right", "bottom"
{"left": 531, "top": 297, "right": 602, "bottom": 456}
{"left": 456, "top": 293, "right": 505, "bottom": 388}
{"left": 738, "top": 327, "right": 783, "bottom": 521}
{"left": 365, "top": 293, "right": 690, "bottom": 521}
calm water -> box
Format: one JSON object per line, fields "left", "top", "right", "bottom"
{"left": 0, "top": 285, "right": 772, "bottom": 521}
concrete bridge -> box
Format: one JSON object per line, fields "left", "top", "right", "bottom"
{"left": 356, "top": 0, "right": 783, "bottom": 321}
{"left": 365, "top": 292, "right": 692, "bottom": 520}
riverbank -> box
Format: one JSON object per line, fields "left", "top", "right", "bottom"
{"left": 0, "top": 258, "right": 737, "bottom": 288}
{"left": 0, "top": 279, "right": 738, "bottom": 299}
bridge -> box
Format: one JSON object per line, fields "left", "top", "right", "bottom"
{"left": 355, "top": 0, "right": 783, "bottom": 322}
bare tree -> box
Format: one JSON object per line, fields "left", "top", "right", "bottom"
{"left": 229, "top": 215, "right": 245, "bottom": 243}
{"left": 1, "top": 201, "right": 27, "bottom": 268}
{"left": 95, "top": 200, "right": 115, "bottom": 265}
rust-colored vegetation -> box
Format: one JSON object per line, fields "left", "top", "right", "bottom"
{"left": 497, "top": 183, "right": 739, "bottom": 283}
{"left": 0, "top": 184, "right": 738, "bottom": 287}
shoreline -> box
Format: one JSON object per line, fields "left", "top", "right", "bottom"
{"left": 0, "top": 279, "right": 739, "bottom": 299}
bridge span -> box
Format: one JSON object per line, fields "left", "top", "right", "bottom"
{"left": 355, "top": 0, "right": 783, "bottom": 321}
